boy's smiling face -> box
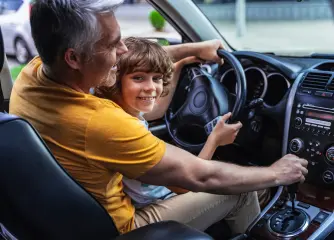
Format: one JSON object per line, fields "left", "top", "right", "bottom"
{"left": 120, "top": 71, "right": 164, "bottom": 117}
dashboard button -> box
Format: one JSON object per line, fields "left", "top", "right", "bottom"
{"left": 323, "top": 170, "right": 334, "bottom": 184}
{"left": 315, "top": 91, "right": 334, "bottom": 98}
{"left": 301, "top": 90, "right": 311, "bottom": 94}
{"left": 314, "top": 211, "right": 329, "bottom": 224}
{"left": 297, "top": 202, "right": 310, "bottom": 209}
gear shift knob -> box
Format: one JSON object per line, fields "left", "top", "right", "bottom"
{"left": 287, "top": 183, "right": 299, "bottom": 212}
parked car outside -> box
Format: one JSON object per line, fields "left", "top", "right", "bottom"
{"left": 0, "top": 0, "right": 37, "bottom": 64}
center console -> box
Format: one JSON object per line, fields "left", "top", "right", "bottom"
{"left": 248, "top": 71, "right": 334, "bottom": 239}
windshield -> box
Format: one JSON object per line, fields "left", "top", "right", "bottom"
{"left": 193, "top": 0, "right": 334, "bottom": 56}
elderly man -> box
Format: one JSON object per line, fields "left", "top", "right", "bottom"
{"left": 9, "top": 0, "right": 308, "bottom": 235}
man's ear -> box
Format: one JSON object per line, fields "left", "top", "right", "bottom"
{"left": 64, "top": 48, "right": 81, "bottom": 70}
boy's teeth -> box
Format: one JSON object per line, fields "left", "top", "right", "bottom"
{"left": 139, "top": 97, "right": 155, "bottom": 100}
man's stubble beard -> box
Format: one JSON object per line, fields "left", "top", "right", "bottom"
{"left": 99, "top": 68, "right": 117, "bottom": 88}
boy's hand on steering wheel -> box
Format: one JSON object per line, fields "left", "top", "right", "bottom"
{"left": 209, "top": 112, "right": 242, "bottom": 147}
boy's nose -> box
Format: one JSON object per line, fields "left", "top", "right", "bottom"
{"left": 143, "top": 80, "right": 156, "bottom": 91}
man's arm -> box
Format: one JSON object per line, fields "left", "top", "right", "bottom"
{"left": 86, "top": 106, "right": 307, "bottom": 195}
{"left": 163, "top": 39, "right": 223, "bottom": 63}
{"left": 137, "top": 143, "right": 308, "bottom": 195}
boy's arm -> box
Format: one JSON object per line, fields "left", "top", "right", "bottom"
{"left": 163, "top": 39, "right": 223, "bottom": 63}
{"left": 198, "top": 135, "right": 218, "bottom": 160}
{"left": 198, "top": 113, "right": 242, "bottom": 160}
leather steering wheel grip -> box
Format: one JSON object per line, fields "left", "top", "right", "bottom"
{"left": 217, "top": 49, "right": 247, "bottom": 122}
{"left": 165, "top": 50, "right": 247, "bottom": 153}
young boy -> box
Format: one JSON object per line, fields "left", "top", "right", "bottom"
{"left": 95, "top": 37, "right": 242, "bottom": 208}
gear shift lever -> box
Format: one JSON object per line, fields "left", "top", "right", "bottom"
{"left": 287, "top": 183, "right": 298, "bottom": 212}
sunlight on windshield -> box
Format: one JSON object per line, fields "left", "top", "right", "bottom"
{"left": 194, "top": 0, "right": 334, "bottom": 56}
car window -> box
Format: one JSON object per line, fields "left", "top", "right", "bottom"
{"left": 115, "top": 1, "right": 181, "bottom": 44}
{"left": 193, "top": 0, "right": 334, "bottom": 56}
{"left": 0, "top": 0, "right": 23, "bottom": 14}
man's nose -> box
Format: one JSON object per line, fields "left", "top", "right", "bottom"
{"left": 116, "top": 40, "right": 128, "bottom": 56}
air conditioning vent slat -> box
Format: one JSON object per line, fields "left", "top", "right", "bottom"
{"left": 328, "top": 81, "right": 334, "bottom": 91}
{"left": 304, "top": 77, "right": 328, "bottom": 81}
{"left": 301, "top": 72, "right": 332, "bottom": 90}
{"left": 307, "top": 74, "right": 329, "bottom": 77}
{"left": 303, "top": 84, "right": 323, "bottom": 88}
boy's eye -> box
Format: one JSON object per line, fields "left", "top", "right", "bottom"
{"left": 153, "top": 76, "right": 163, "bottom": 82}
{"left": 132, "top": 76, "right": 144, "bottom": 81}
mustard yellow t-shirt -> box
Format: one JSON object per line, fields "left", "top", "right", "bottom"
{"left": 9, "top": 57, "right": 166, "bottom": 234}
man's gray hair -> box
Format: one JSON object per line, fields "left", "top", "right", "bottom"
{"left": 30, "top": 0, "right": 124, "bottom": 66}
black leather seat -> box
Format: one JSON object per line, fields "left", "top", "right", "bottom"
{"left": 0, "top": 113, "right": 213, "bottom": 240}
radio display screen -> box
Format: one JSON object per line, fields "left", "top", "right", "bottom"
{"left": 306, "top": 111, "right": 334, "bottom": 121}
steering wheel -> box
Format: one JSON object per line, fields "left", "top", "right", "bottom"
{"left": 165, "top": 50, "right": 247, "bottom": 153}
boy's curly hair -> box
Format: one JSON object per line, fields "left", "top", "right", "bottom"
{"left": 95, "top": 37, "right": 174, "bottom": 100}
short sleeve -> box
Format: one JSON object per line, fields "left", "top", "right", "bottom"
{"left": 85, "top": 104, "right": 166, "bottom": 179}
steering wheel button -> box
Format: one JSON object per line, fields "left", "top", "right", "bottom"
{"left": 208, "top": 125, "right": 212, "bottom": 133}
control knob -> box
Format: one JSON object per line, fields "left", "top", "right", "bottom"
{"left": 289, "top": 138, "right": 304, "bottom": 154}
{"left": 325, "top": 146, "right": 334, "bottom": 163}
{"left": 323, "top": 170, "right": 334, "bottom": 184}
{"left": 294, "top": 117, "right": 302, "bottom": 127}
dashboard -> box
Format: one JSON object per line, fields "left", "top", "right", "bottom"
{"left": 153, "top": 51, "right": 334, "bottom": 239}
{"left": 157, "top": 51, "right": 334, "bottom": 166}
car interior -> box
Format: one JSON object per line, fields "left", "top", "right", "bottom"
{"left": 0, "top": 30, "right": 215, "bottom": 240}
{"left": 1, "top": 0, "right": 334, "bottom": 239}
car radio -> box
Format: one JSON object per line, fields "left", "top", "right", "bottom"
{"left": 287, "top": 90, "right": 334, "bottom": 187}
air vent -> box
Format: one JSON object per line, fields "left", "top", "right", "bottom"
{"left": 328, "top": 80, "right": 334, "bottom": 91}
{"left": 301, "top": 72, "right": 331, "bottom": 90}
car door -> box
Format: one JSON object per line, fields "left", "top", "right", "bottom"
{"left": 0, "top": 26, "right": 14, "bottom": 112}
